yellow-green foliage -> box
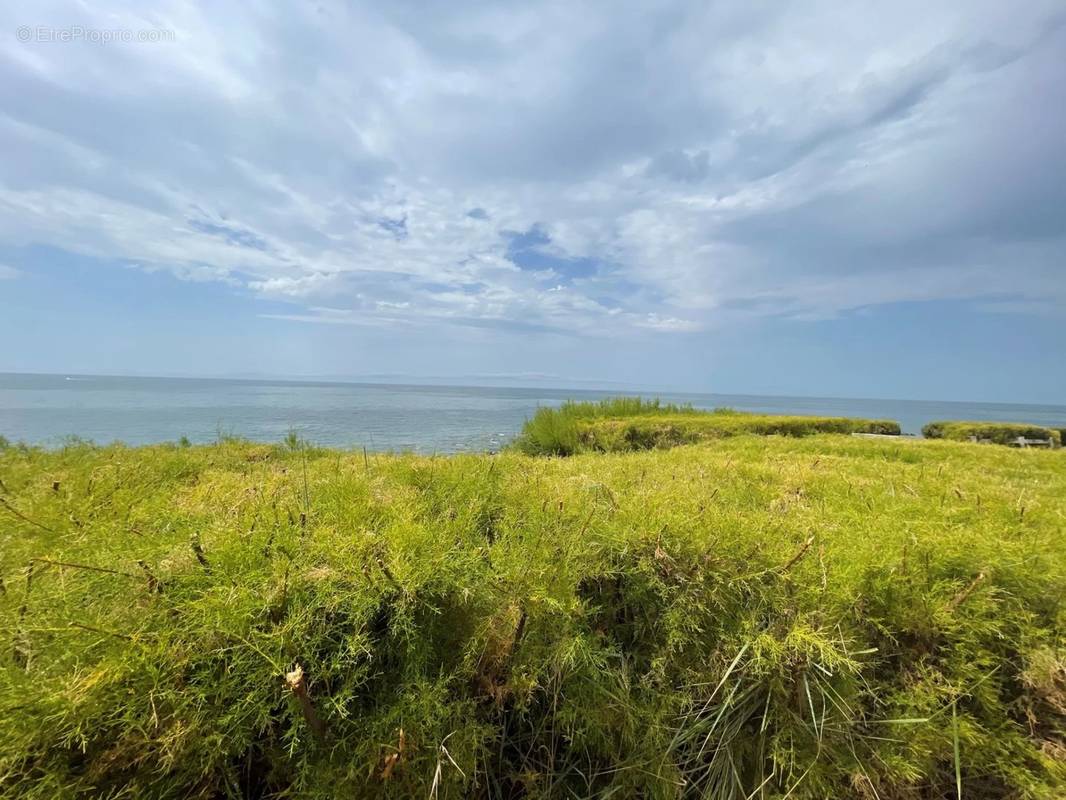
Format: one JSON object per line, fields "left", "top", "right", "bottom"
{"left": 1, "top": 436, "right": 1064, "bottom": 798}
{"left": 923, "top": 421, "right": 1062, "bottom": 447}
{"left": 516, "top": 399, "right": 900, "bottom": 455}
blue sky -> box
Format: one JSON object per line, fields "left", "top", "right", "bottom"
{"left": 1, "top": 2, "right": 1064, "bottom": 402}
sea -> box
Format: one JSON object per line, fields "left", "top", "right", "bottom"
{"left": 1, "top": 373, "right": 1064, "bottom": 453}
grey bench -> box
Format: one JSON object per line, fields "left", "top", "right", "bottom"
{"left": 1011, "top": 436, "right": 1053, "bottom": 448}
{"left": 966, "top": 435, "right": 1055, "bottom": 448}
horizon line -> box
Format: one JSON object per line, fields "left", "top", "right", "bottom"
{"left": 0, "top": 369, "right": 1059, "bottom": 409}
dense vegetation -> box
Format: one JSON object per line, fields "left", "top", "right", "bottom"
{"left": 922, "top": 421, "right": 1062, "bottom": 447}
{"left": 514, "top": 400, "right": 900, "bottom": 456}
{"left": 1, "top": 433, "right": 1063, "bottom": 798}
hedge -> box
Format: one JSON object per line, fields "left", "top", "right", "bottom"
{"left": 515, "top": 400, "right": 900, "bottom": 455}
{"left": 921, "top": 421, "right": 1062, "bottom": 447}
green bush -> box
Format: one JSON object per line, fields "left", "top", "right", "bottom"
{"left": 577, "top": 415, "right": 900, "bottom": 452}
{"left": 0, "top": 437, "right": 1063, "bottom": 798}
{"left": 922, "top": 421, "right": 1062, "bottom": 447}
{"left": 515, "top": 399, "right": 900, "bottom": 455}
{"left": 514, "top": 399, "right": 703, "bottom": 455}
{"left": 921, "top": 422, "right": 945, "bottom": 439}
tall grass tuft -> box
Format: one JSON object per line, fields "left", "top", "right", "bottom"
{"left": 516, "top": 398, "right": 706, "bottom": 455}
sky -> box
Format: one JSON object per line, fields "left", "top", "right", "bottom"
{"left": 1, "top": 2, "right": 1064, "bottom": 402}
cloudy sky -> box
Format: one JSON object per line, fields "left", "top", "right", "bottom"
{"left": 1, "top": 1, "right": 1064, "bottom": 401}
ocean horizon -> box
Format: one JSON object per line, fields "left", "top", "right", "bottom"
{"left": 2, "top": 372, "right": 1064, "bottom": 453}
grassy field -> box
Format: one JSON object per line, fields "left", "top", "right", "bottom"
{"left": 514, "top": 400, "right": 901, "bottom": 455}
{"left": 1, "top": 434, "right": 1064, "bottom": 798}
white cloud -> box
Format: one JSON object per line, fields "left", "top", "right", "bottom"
{"left": 0, "top": 263, "right": 20, "bottom": 279}
{"left": 0, "top": 0, "right": 1063, "bottom": 335}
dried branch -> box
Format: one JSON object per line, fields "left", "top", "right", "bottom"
{"left": 285, "top": 664, "right": 326, "bottom": 742}
{"left": 947, "top": 571, "right": 987, "bottom": 612}
{"left": 32, "top": 558, "right": 136, "bottom": 578}
{"left": 0, "top": 497, "right": 55, "bottom": 533}
{"left": 779, "top": 535, "right": 816, "bottom": 573}
{"left": 137, "top": 560, "right": 164, "bottom": 594}
{"left": 69, "top": 622, "right": 136, "bottom": 641}
{"left": 190, "top": 535, "right": 211, "bottom": 571}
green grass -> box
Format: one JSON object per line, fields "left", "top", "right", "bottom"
{"left": 922, "top": 421, "right": 1063, "bottom": 447}
{"left": 514, "top": 399, "right": 900, "bottom": 455}
{"left": 1, "top": 435, "right": 1064, "bottom": 798}
{"left": 544, "top": 397, "right": 706, "bottom": 418}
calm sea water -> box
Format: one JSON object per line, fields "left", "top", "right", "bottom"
{"left": 1, "top": 373, "right": 1064, "bottom": 452}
